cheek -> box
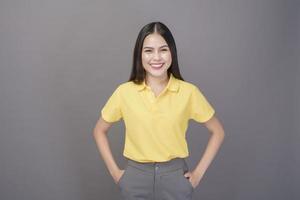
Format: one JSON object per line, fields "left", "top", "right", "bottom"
{"left": 141, "top": 54, "right": 149, "bottom": 67}
{"left": 142, "top": 54, "right": 151, "bottom": 62}
{"left": 163, "top": 53, "right": 172, "bottom": 62}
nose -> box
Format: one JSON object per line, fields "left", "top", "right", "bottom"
{"left": 153, "top": 51, "right": 161, "bottom": 60}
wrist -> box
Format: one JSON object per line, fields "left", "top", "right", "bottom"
{"left": 193, "top": 168, "right": 204, "bottom": 179}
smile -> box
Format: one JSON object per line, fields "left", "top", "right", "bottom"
{"left": 150, "top": 63, "right": 164, "bottom": 69}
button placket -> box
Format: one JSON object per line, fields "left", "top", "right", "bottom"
{"left": 146, "top": 89, "right": 155, "bottom": 103}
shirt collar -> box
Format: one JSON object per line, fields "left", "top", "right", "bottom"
{"left": 136, "top": 73, "right": 179, "bottom": 92}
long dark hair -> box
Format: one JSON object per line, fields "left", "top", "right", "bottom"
{"left": 128, "top": 22, "right": 184, "bottom": 83}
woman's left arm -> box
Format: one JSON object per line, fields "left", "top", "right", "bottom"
{"left": 185, "top": 115, "right": 225, "bottom": 188}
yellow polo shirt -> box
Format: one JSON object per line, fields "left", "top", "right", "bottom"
{"left": 101, "top": 73, "right": 215, "bottom": 163}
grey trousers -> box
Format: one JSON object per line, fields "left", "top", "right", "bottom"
{"left": 117, "top": 157, "right": 194, "bottom": 200}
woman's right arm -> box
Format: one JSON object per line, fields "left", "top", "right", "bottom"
{"left": 93, "top": 116, "right": 123, "bottom": 184}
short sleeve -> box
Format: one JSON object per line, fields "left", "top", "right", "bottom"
{"left": 189, "top": 86, "right": 215, "bottom": 123}
{"left": 101, "top": 86, "right": 122, "bottom": 123}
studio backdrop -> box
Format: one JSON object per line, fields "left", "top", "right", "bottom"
{"left": 0, "top": 0, "right": 299, "bottom": 200}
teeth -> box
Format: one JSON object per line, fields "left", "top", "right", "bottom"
{"left": 151, "top": 64, "right": 163, "bottom": 68}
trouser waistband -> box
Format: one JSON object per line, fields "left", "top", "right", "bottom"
{"left": 125, "top": 157, "right": 189, "bottom": 174}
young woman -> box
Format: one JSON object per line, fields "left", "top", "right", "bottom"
{"left": 93, "top": 22, "right": 225, "bottom": 200}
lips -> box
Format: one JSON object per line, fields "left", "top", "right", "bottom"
{"left": 150, "top": 63, "right": 164, "bottom": 69}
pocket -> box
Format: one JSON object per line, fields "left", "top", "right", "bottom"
{"left": 181, "top": 170, "right": 194, "bottom": 191}
{"left": 117, "top": 166, "right": 128, "bottom": 186}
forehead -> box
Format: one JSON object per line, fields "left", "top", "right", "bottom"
{"left": 143, "top": 34, "right": 168, "bottom": 46}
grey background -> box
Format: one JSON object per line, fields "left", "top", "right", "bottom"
{"left": 0, "top": 0, "right": 299, "bottom": 200}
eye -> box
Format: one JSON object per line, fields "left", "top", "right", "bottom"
{"left": 161, "top": 48, "right": 168, "bottom": 51}
{"left": 144, "top": 49, "right": 152, "bottom": 52}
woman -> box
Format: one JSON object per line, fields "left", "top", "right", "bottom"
{"left": 93, "top": 22, "right": 225, "bottom": 200}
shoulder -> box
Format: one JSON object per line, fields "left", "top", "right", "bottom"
{"left": 118, "top": 81, "right": 136, "bottom": 89}
{"left": 177, "top": 79, "right": 199, "bottom": 93}
{"left": 113, "top": 81, "right": 138, "bottom": 94}
{"left": 177, "top": 79, "right": 209, "bottom": 100}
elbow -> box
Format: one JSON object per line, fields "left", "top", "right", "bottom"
{"left": 93, "top": 126, "right": 107, "bottom": 138}
{"left": 218, "top": 125, "right": 225, "bottom": 142}
{"left": 217, "top": 124, "right": 225, "bottom": 138}
{"left": 211, "top": 128, "right": 225, "bottom": 141}
{"left": 217, "top": 121, "right": 225, "bottom": 140}
{"left": 220, "top": 130, "right": 225, "bottom": 141}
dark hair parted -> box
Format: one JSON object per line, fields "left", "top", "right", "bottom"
{"left": 128, "top": 22, "right": 184, "bottom": 84}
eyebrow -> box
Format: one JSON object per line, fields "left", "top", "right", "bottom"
{"left": 143, "top": 45, "right": 169, "bottom": 49}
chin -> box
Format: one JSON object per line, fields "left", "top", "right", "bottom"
{"left": 146, "top": 68, "right": 169, "bottom": 76}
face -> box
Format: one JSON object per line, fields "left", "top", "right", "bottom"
{"left": 141, "top": 33, "right": 172, "bottom": 79}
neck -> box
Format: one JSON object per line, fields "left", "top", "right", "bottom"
{"left": 145, "top": 73, "right": 169, "bottom": 87}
